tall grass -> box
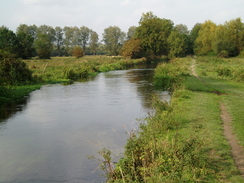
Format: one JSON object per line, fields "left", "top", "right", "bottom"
{"left": 24, "top": 56, "right": 147, "bottom": 82}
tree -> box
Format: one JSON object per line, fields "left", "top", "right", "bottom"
{"left": 174, "top": 24, "right": 189, "bottom": 35}
{"left": 17, "top": 31, "right": 34, "bottom": 59}
{"left": 194, "top": 20, "right": 216, "bottom": 55}
{"left": 135, "top": 12, "right": 174, "bottom": 57}
{"left": 167, "top": 30, "right": 187, "bottom": 59}
{"left": 189, "top": 23, "right": 201, "bottom": 54}
{"left": 55, "top": 26, "right": 64, "bottom": 56}
{"left": 63, "top": 26, "right": 74, "bottom": 55}
{"left": 103, "top": 26, "right": 125, "bottom": 55}
{"left": 0, "top": 26, "right": 20, "bottom": 57}
{"left": 120, "top": 38, "right": 143, "bottom": 59}
{"left": 80, "top": 26, "right": 91, "bottom": 54}
{"left": 37, "top": 25, "right": 56, "bottom": 44}
{"left": 224, "top": 18, "right": 244, "bottom": 56}
{"left": 34, "top": 34, "right": 53, "bottom": 59}
{"left": 16, "top": 24, "right": 37, "bottom": 40}
{"left": 127, "top": 26, "right": 137, "bottom": 40}
{"left": 89, "top": 31, "right": 99, "bottom": 55}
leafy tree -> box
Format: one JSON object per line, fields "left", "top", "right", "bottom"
{"left": 63, "top": 26, "right": 74, "bottom": 55}
{"left": 120, "top": 38, "right": 143, "bottom": 59}
{"left": 224, "top": 18, "right": 244, "bottom": 56}
{"left": 167, "top": 30, "right": 187, "bottom": 59}
{"left": 37, "top": 25, "right": 56, "bottom": 46}
{"left": 174, "top": 24, "right": 189, "bottom": 35}
{"left": 103, "top": 26, "right": 126, "bottom": 55}
{"left": 135, "top": 12, "right": 173, "bottom": 57}
{"left": 127, "top": 26, "right": 137, "bottom": 40}
{"left": 213, "top": 24, "right": 237, "bottom": 57}
{"left": 80, "top": 26, "right": 91, "bottom": 54}
{"left": 71, "top": 26, "right": 81, "bottom": 46}
{"left": 16, "top": 24, "right": 37, "bottom": 40}
{"left": 189, "top": 23, "right": 201, "bottom": 54}
{"left": 72, "top": 46, "right": 84, "bottom": 58}
{"left": 194, "top": 20, "right": 216, "bottom": 55}
{"left": 34, "top": 34, "right": 53, "bottom": 59}
{"left": 17, "top": 31, "right": 34, "bottom": 59}
{"left": 89, "top": 31, "right": 99, "bottom": 55}
{"left": 0, "top": 26, "right": 20, "bottom": 57}
{"left": 54, "top": 26, "right": 64, "bottom": 56}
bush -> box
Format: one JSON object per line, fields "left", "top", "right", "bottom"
{"left": 0, "top": 51, "right": 32, "bottom": 85}
{"left": 216, "top": 67, "right": 232, "bottom": 77}
{"left": 232, "top": 69, "right": 244, "bottom": 81}
{"left": 218, "top": 50, "right": 229, "bottom": 58}
{"left": 120, "top": 38, "right": 144, "bottom": 59}
{"left": 154, "top": 62, "right": 189, "bottom": 91}
{"left": 72, "top": 46, "right": 84, "bottom": 58}
{"left": 239, "top": 50, "right": 244, "bottom": 57}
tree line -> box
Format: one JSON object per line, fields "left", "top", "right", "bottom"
{"left": 121, "top": 12, "right": 244, "bottom": 59}
{"left": 0, "top": 11, "right": 244, "bottom": 60}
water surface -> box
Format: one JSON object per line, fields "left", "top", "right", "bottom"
{"left": 0, "top": 69, "right": 169, "bottom": 183}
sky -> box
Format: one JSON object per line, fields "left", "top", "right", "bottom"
{"left": 1, "top": 0, "right": 244, "bottom": 39}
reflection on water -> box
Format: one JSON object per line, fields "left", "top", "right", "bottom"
{"left": 0, "top": 68, "right": 170, "bottom": 183}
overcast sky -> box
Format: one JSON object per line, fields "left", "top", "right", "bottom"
{"left": 1, "top": 0, "right": 244, "bottom": 38}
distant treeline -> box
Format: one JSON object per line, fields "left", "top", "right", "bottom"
{"left": 0, "top": 11, "right": 244, "bottom": 59}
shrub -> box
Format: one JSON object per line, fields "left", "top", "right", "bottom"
{"left": 0, "top": 51, "right": 32, "bottom": 85}
{"left": 218, "top": 50, "right": 229, "bottom": 58}
{"left": 232, "top": 69, "right": 244, "bottom": 82}
{"left": 239, "top": 50, "right": 244, "bottom": 57}
{"left": 153, "top": 62, "right": 189, "bottom": 91}
{"left": 120, "top": 38, "right": 144, "bottom": 59}
{"left": 72, "top": 46, "right": 84, "bottom": 58}
{"left": 216, "top": 67, "right": 232, "bottom": 77}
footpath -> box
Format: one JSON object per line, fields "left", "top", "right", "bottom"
{"left": 191, "top": 58, "right": 244, "bottom": 178}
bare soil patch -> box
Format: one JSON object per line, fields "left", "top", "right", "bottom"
{"left": 221, "top": 103, "right": 244, "bottom": 177}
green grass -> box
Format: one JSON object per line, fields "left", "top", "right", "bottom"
{"left": 191, "top": 57, "right": 244, "bottom": 149}
{"left": 0, "top": 84, "right": 42, "bottom": 105}
{"left": 24, "top": 56, "right": 147, "bottom": 82}
{"left": 104, "top": 56, "right": 244, "bottom": 182}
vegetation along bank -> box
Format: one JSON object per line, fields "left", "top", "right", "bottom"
{"left": 97, "top": 56, "right": 244, "bottom": 182}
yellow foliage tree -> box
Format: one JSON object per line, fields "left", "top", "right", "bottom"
{"left": 194, "top": 20, "right": 216, "bottom": 55}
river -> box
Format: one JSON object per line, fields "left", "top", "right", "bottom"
{"left": 0, "top": 68, "right": 169, "bottom": 183}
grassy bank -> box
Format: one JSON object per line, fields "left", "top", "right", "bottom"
{"left": 24, "top": 56, "right": 147, "bottom": 82}
{"left": 0, "top": 56, "right": 147, "bottom": 106}
{"left": 104, "top": 57, "right": 244, "bottom": 182}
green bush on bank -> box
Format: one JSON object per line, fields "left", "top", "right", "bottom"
{"left": 153, "top": 58, "right": 190, "bottom": 91}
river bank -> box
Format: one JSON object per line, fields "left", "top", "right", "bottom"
{"left": 106, "top": 56, "right": 244, "bottom": 182}
{"left": 0, "top": 56, "right": 147, "bottom": 106}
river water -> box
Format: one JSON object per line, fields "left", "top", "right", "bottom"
{"left": 0, "top": 68, "right": 169, "bottom": 183}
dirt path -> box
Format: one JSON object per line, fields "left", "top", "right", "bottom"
{"left": 191, "top": 58, "right": 244, "bottom": 178}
